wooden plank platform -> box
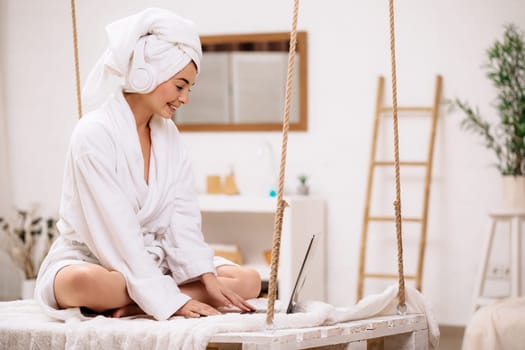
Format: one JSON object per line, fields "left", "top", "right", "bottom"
{"left": 0, "top": 300, "right": 432, "bottom": 350}
{"left": 207, "top": 314, "right": 428, "bottom": 349}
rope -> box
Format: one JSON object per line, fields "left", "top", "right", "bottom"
{"left": 387, "top": 0, "right": 406, "bottom": 312}
{"left": 70, "top": 0, "right": 82, "bottom": 118}
{"left": 265, "top": 0, "right": 300, "bottom": 326}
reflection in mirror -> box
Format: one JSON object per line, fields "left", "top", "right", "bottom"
{"left": 175, "top": 32, "right": 307, "bottom": 132}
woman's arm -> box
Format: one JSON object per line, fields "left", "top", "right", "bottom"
{"left": 162, "top": 145, "right": 254, "bottom": 312}
{"left": 163, "top": 146, "right": 215, "bottom": 283}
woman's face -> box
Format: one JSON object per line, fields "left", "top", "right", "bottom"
{"left": 147, "top": 61, "right": 197, "bottom": 119}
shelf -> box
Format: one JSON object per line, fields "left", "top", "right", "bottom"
{"left": 198, "top": 194, "right": 321, "bottom": 213}
{"left": 199, "top": 194, "right": 326, "bottom": 302}
{"left": 199, "top": 195, "right": 277, "bottom": 213}
{"left": 489, "top": 209, "right": 525, "bottom": 217}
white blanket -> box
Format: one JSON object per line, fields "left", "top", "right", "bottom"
{"left": 462, "top": 297, "right": 525, "bottom": 350}
{"left": 0, "top": 285, "right": 439, "bottom": 350}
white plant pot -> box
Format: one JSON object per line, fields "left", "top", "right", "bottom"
{"left": 297, "top": 184, "right": 310, "bottom": 196}
{"left": 21, "top": 279, "right": 36, "bottom": 299}
{"left": 502, "top": 175, "right": 525, "bottom": 210}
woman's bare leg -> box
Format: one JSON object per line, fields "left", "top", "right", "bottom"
{"left": 180, "top": 265, "right": 261, "bottom": 307}
{"left": 217, "top": 265, "right": 261, "bottom": 299}
{"left": 110, "top": 304, "right": 143, "bottom": 318}
{"left": 54, "top": 263, "right": 134, "bottom": 315}
{"left": 54, "top": 263, "right": 261, "bottom": 317}
{"left": 113, "top": 264, "right": 262, "bottom": 317}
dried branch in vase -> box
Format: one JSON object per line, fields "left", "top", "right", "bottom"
{"left": 0, "top": 206, "right": 59, "bottom": 280}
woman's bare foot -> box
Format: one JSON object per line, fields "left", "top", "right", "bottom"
{"left": 110, "top": 304, "right": 144, "bottom": 318}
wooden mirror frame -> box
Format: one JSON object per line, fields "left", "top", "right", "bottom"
{"left": 176, "top": 32, "right": 308, "bottom": 132}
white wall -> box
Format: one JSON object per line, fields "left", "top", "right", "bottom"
{"left": 2, "top": 0, "right": 524, "bottom": 325}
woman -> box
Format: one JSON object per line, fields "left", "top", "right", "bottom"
{"left": 35, "top": 8, "right": 260, "bottom": 321}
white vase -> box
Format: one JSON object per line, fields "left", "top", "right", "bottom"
{"left": 297, "top": 184, "right": 310, "bottom": 196}
{"left": 502, "top": 175, "right": 525, "bottom": 210}
{"left": 21, "top": 279, "right": 36, "bottom": 299}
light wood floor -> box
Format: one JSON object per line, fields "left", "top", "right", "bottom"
{"left": 364, "top": 325, "right": 465, "bottom": 349}
{"left": 439, "top": 325, "right": 465, "bottom": 350}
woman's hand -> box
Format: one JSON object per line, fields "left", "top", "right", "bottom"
{"left": 174, "top": 299, "right": 221, "bottom": 318}
{"left": 200, "top": 273, "right": 255, "bottom": 313}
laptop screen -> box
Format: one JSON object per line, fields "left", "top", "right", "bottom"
{"left": 286, "top": 234, "right": 317, "bottom": 314}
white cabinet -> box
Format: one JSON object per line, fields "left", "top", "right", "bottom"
{"left": 199, "top": 195, "right": 326, "bottom": 303}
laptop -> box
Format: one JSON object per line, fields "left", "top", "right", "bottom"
{"left": 286, "top": 234, "right": 317, "bottom": 313}
{"left": 220, "top": 234, "right": 318, "bottom": 314}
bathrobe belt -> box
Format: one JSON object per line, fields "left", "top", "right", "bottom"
{"left": 64, "top": 229, "right": 171, "bottom": 274}
{"left": 143, "top": 228, "right": 170, "bottom": 274}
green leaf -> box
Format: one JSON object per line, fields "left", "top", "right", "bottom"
{"left": 454, "top": 23, "right": 525, "bottom": 175}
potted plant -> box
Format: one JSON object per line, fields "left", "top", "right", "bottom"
{"left": 0, "top": 207, "right": 58, "bottom": 299}
{"left": 453, "top": 23, "right": 525, "bottom": 209}
{"left": 297, "top": 174, "right": 310, "bottom": 195}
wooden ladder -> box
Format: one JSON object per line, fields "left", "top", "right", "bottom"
{"left": 356, "top": 75, "right": 443, "bottom": 301}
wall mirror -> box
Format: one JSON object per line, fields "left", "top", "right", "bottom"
{"left": 174, "top": 31, "right": 308, "bottom": 132}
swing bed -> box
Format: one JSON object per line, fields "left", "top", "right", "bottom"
{"left": 0, "top": 1, "right": 439, "bottom": 349}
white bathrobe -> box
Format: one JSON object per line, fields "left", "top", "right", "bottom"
{"left": 35, "top": 91, "right": 215, "bottom": 321}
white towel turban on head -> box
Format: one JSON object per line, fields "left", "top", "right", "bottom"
{"left": 81, "top": 8, "right": 202, "bottom": 114}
